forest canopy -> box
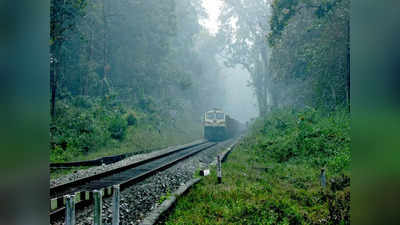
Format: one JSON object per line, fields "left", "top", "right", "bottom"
{"left": 50, "top": 0, "right": 227, "bottom": 160}
{"left": 49, "top": 0, "right": 350, "bottom": 160}
{"left": 219, "top": 0, "right": 350, "bottom": 113}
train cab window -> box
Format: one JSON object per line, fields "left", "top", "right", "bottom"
{"left": 206, "top": 112, "right": 215, "bottom": 119}
{"left": 216, "top": 113, "right": 224, "bottom": 119}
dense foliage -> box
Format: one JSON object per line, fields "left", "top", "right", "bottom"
{"left": 253, "top": 107, "right": 350, "bottom": 173}
{"left": 50, "top": 0, "right": 227, "bottom": 161}
{"left": 50, "top": 95, "right": 202, "bottom": 162}
{"left": 50, "top": 0, "right": 350, "bottom": 167}
{"left": 219, "top": 0, "right": 350, "bottom": 113}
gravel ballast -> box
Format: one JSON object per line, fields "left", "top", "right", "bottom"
{"left": 50, "top": 139, "right": 205, "bottom": 188}
{"left": 51, "top": 138, "right": 237, "bottom": 225}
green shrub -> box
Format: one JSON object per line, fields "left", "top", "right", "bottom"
{"left": 50, "top": 95, "right": 202, "bottom": 163}
{"left": 50, "top": 96, "right": 123, "bottom": 162}
{"left": 126, "top": 113, "right": 137, "bottom": 126}
{"left": 138, "top": 96, "right": 157, "bottom": 113}
{"left": 72, "top": 95, "right": 93, "bottom": 108}
{"left": 50, "top": 145, "right": 68, "bottom": 162}
{"left": 253, "top": 108, "right": 350, "bottom": 169}
{"left": 108, "top": 116, "right": 128, "bottom": 140}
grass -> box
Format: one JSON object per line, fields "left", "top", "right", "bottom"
{"left": 71, "top": 120, "right": 201, "bottom": 162}
{"left": 159, "top": 190, "right": 173, "bottom": 204}
{"left": 50, "top": 96, "right": 203, "bottom": 164}
{"left": 162, "top": 108, "right": 350, "bottom": 225}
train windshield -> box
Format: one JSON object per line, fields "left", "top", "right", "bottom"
{"left": 206, "top": 112, "right": 215, "bottom": 119}
{"left": 216, "top": 113, "right": 224, "bottom": 119}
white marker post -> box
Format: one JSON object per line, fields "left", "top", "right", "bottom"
{"left": 217, "top": 155, "right": 222, "bottom": 184}
{"left": 200, "top": 169, "right": 210, "bottom": 176}
{"left": 112, "top": 185, "right": 120, "bottom": 225}
{"left": 320, "top": 168, "right": 326, "bottom": 188}
{"left": 65, "top": 194, "right": 75, "bottom": 225}
{"left": 93, "top": 190, "right": 102, "bottom": 225}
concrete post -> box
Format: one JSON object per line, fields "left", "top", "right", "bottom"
{"left": 65, "top": 194, "right": 75, "bottom": 225}
{"left": 93, "top": 190, "right": 102, "bottom": 225}
{"left": 112, "top": 185, "right": 120, "bottom": 225}
{"left": 320, "top": 168, "right": 326, "bottom": 188}
{"left": 217, "top": 155, "right": 222, "bottom": 184}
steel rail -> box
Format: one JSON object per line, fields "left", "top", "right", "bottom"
{"left": 49, "top": 141, "right": 216, "bottom": 222}
{"left": 50, "top": 140, "right": 208, "bottom": 198}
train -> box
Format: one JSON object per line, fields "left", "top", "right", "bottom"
{"left": 203, "top": 108, "right": 242, "bottom": 141}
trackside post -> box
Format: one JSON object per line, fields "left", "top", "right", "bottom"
{"left": 112, "top": 185, "right": 120, "bottom": 225}
{"left": 217, "top": 155, "right": 222, "bottom": 183}
{"left": 94, "top": 190, "right": 102, "bottom": 225}
{"left": 65, "top": 194, "right": 75, "bottom": 225}
{"left": 320, "top": 168, "right": 326, "bottom": 188}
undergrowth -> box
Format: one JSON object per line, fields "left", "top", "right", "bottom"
{"left": 162, "top": 107, "right": 350, "bottom": 225}
{"left": 50, "top": 95, "right": 201, "bottom": 163}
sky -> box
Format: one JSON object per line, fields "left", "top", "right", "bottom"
{"left": 200, "top": 0, "right": 224, "bottom": 35}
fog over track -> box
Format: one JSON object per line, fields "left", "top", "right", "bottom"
{"left": 221, "top": 64, "right": 259, "bottom": 123}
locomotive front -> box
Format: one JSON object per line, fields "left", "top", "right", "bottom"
{"left": 203, "top": 109, "right": 227, "bottom": 141}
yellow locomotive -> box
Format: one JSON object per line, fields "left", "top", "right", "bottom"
{"left": 203, "top": 108, "right": 240, "bottom": 141}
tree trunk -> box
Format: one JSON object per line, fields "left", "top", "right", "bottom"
{"left": 102, "top": 0, "right": 109, "bottom": 96}
{"left": 346, "top": 19, "right": 351, "bottom": 112}
{"left": 103, "top": 0, "right": 110, "bottom": 95}
{"left": 84, "top": 30, "right": 93, "bottom": 96}
{"left": 330, "top": 84, "right": 337, "bottom": 108}
{"left": 50, "top": 57, "right": 57, "bottom": 119}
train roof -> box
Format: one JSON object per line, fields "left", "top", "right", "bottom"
{"left": 206, "top": 108, "right": 224, "bottom": 113}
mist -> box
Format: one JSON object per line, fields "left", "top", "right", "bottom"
{"left": 220, "top": 64, "right": 258, "bottom": 123}
{"left": 49, "top": 0, "right": 350, "bottom": 163}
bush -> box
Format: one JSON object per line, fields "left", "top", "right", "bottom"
{"left": 50, "top": 96, "right": 125, "bottom": 162}
{"left": 254, "top": 108, "right": 350, "bottom": 169}
{"left": 50, "top": 145, "right": 69, "bottom": 162}
{"left": 126, "top": 113, "right": 137, "bottom": 126}
{"left": 72, "top": 96, "right": 93, "bottom": 108}
{"left": 108, "top": 116, "right": 128, "bottom": 140}
{"left": 138, "top": 96, "right": 157, "bottom": 113}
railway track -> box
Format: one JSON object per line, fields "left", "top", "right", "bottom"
{"left": 49, "top": 140, "right": 217, "bottom": 222}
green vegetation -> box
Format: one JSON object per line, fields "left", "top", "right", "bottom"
{"left": 159, "top": 190, "right": 173, "bottom": 205}
{"left": 50, "top": 0, "right": 227, "bottom": 164}
{"left": 220, "top": 0, "right": 350, "bottom": 113}
{"left": 50, "top": 3, "right": 351, "bottom": 222}
{"left": 50, "top": 96, "right": 201, "bottom": 163}
{"left": 163, "top": 108, "right": 350, "bottom": 225}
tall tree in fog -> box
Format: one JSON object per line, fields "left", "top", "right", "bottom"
{"left": 219, "top": 0, "right": 272, "bottom": 115}
{"left": 50, "top": 0, "right": 87, "bottom": 118}
{"left": 268, "top": 0, "right": 350, "bottom": 110}
{"left": 50, "top": 0, "right": 231, "bottom": 156}
{"left": 219, "top": 0, "right": 350, "bottom": 113}
{"left": 50, "top": 0, "right": 226, "bottom": 121}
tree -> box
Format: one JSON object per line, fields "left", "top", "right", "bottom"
{"left": 268, "top": 0, "right": 350, "bottom": 110}
{"left": 218, "top": 0, "right": 350, "bottom": 113}
{"left": 219, "top": 0, "right": 273, "bottom": 114}
{"left": 50, "top": 0, "right": 87, "bottom": 118}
